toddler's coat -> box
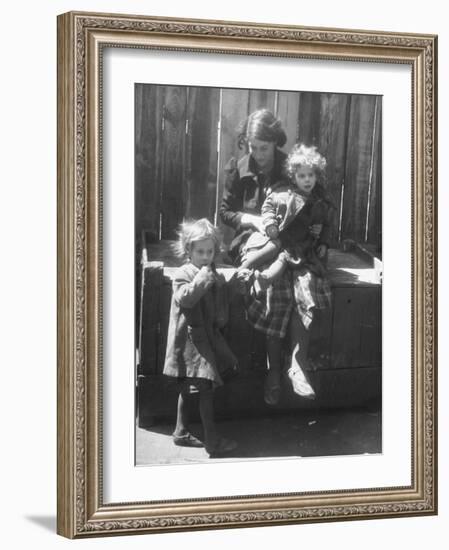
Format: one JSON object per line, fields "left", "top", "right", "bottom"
{"left": 163, "top": 263, "right": 237, "bottom": 386}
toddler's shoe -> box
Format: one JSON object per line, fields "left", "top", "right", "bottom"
{"left": 172, "top": 432, "right": 204, "bottom": 447}
{"left": 287, "top": 365, "right": 316, "bottom": 399}
{"left": 264, "top": 369, "right": 281, "bottom": 405}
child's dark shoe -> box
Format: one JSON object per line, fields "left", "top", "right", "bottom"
{"left": 264, "top": 370, "right": 281, "bottom": 405}
{"left": 172, "top": 432, "right": 204, "bottom": 447}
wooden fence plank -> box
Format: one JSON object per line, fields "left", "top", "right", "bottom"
{"left": 217, "top": 88, "right": 250, "bottom": 245}
{"left": 135, "top": 84, "right": 164, "bottom": 244}
{"left": 297, "top": 92, "right": 322, "bottom": 146}
{"left": 367, "top": 97, "right": 382, "bottom": 249}
{"left": 318, "top": 93, "right": 351, "bottom": 245}
{"left": 341, "top": 95, "right": 377, "bottom": 243}
{"left": 136, "top": 86, "right": 382, "bottom": 252}
{"left": 276, "top": 90, "right": 300, "bottom": 154}
{"left": 185, "top": 86, "right": 220, "bottom": 222}
{"left": 248, "top": 89, "right": 276, "bottom": 115}
{"left": 160, "top": 86, "right": 187, "bottom": 239}
{"left": 135, "top": 85, "right": 165, "bottom": 345}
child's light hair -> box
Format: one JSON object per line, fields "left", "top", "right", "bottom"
{"left": 173, "top": 218, "right": 222, "bottom": 261}
{"left": 286, "top": 144, "right": 327, "bottom": 179}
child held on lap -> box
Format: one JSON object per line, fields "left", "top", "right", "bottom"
{"left": 163, "top": 218, "right": 238, "bottom": 457}
{"left": 240, "top": 143, "right": 332, "bottom": 309}
{"left": 241, "top": 144, "right": 333, "bottom": 403}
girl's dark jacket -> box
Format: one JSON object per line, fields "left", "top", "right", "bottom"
{"left": 219, "top": 149, "right": 287, "bottom": 262}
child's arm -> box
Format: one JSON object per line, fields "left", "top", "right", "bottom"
{"left": 173, "top": 266, "right": 216, "bottom": 308}
{"left": 261, "top": 191, "right": 280, "bottom": 239}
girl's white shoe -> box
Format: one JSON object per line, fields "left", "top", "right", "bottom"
{"left": 287, "top": 365, "right": 316, "bottom": 399}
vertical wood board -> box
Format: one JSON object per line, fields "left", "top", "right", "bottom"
{"left": 318, "top": 93, "right": 351, "bottom": 245}
{"left": 185, "top": 87, "right": 220, "bottom": 222}
{"left": 297, "top": 92, "right": 322, "bottom": 146}
{"left": 248, "top": 89, "right": 276, "bottom": 115}
{"left": 341, "top": 95, "right": 377, "bottom": 242}
{"left": 367, "top": 97, "right": 382, "bottom": 249}
{"left": 217, "top": 88, "right": 250, "bottom": 245}
{"left": 160, "top": 86, "right": 187, "bottom": 239}
{"left": 277, "top": 90, "right": 301, "bottom": 155}
{"left": 135, "top": 84, "right": 164, "bottom": 242}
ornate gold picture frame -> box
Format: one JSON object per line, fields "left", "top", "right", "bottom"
{"left": 57, "top": 11, "right": 437, "bottom": 538}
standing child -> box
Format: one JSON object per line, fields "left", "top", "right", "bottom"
{"left": 163, "top": 218, "right": 238, "bottom": 457}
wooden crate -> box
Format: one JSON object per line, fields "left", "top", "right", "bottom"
{"left": 137, "top": 243, "right": 381, "bottom": 426}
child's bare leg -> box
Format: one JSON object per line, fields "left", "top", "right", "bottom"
{"left": 254, "top": 258, "right": 287, "bottom": 293}
{"left": 264, "top": 335, "right": 282, "bottom": 405}
{"left": 199, "top": 389, "right": 217, "bottom": 447}
{"left": 173, "top": 392, "right": 190, "bottom": 437}
{"left": 200, "top": 389, "right": 237, "bottom": 455}
{"left": 173, "top": 391, "right": 204, "bottom": 447}
{"left": 240, "top": 240, "right": 280, "bottom": 270}
{"left": 287, "top": 310, "right": 315, "bottom": 399}
{"left": 289, "top": 310, "right": 311, "bottom": 369}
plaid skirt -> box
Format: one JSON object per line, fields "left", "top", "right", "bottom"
{"left": 246, "top": 274, "right": 294, "bottom": 338}
{"left": 246, "top": 268, "right": 332, "bottom": 336}
{"left": 292, "top": 268, "right": 332, "bottom": 329}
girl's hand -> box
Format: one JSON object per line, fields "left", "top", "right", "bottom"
{"left": 198, "top": 266, "right": 216, "bottom": 289}
{"left": 309, "top": 223, "right": 323, "bottom": 238}
{"left": 233, "top": 268, "right": 252, "bottom": 295}
{"left": 316, "top": 244, "right": 328, "bottom": 259}
{"left": 236, "top": 268, "right": 253, "bottom": 283}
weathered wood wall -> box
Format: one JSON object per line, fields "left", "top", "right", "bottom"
{"left": 135, "top": 84, "right": 382, "bottom": 253}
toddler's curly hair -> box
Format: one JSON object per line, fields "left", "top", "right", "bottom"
{"left": 172, "top": 218, "right": 222, "bottom": 260}
{"left": 285, "top": 143, "right": 327, "bottom": 181}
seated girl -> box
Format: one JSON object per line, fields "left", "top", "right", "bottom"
{"left": 240, "top": 144, "right": 333, "bottom": 311}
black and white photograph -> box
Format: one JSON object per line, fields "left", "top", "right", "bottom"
{"left": 2, "top": 0, "right": 444, "bottom": 544}
{"left": 135, "top": 84, "right": 382, "bottom": 465}
{"left": 53, "top": 7, "right": 436, "bottom": 540}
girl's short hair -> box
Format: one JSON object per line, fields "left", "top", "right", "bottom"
{"left": 286, "top": 144, "right": 327, "bottom": 179}
{"left": 173, "top": 218, "right": 222, "bottom": 260}
{"left": 237, "top": 109, "right": 287, "bottom": 150}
